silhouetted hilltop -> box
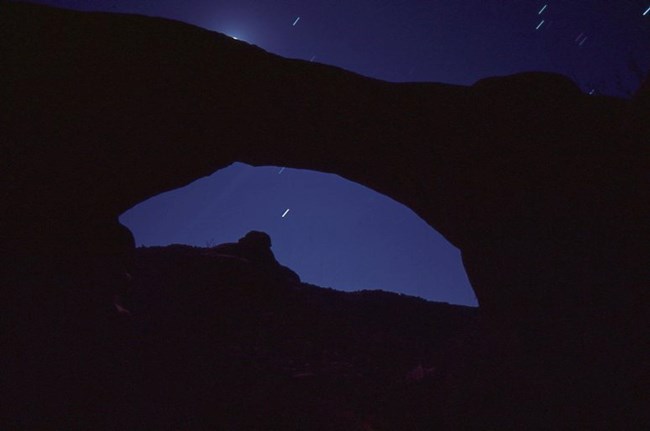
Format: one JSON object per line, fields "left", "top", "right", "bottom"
{"left": 120, "top": 241, "right": 479, "bottom": 429}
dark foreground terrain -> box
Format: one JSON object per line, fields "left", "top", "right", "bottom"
{"left": 128, "top": 244, "right": 478, "bottom": 430}
{"left": 5, "top": 240, "right": 648, "bottom": 429}
{"left": 4, "top": 242, "right": 478, "bottom": 430}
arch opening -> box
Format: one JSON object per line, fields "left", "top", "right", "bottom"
{"left": 120, "top": 162, "right": 477, "bottom": 306}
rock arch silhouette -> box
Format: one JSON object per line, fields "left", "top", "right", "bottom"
{"left": 2, "top": 3, "right": 649, "bottom": 427}
{"left": 2, "top": 2, "right": 647, "bottom": 325}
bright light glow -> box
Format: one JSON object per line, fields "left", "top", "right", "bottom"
{"left": 282, "top": 208, "right": 290, "bottom": 218}
{"left": 644, "top": 6, "right": 650, "bottom": 16}
{"left": 293, "top": 17, "right": 300, "bottom": 26}
{"left": 536, "top": 20, "right": 545, "bottom": 30}
{"left": 221, "top": 30, "right": 249, "bottom": 43}
{"left": 538, "top": 4, "right": 547, "bottom": 14}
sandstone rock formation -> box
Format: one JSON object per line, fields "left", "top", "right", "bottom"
{"left": 1, "top": 1, "right": 648, "bottom": 428}
{"left": 208, "top": 230, "right": 300, "bottom": 283}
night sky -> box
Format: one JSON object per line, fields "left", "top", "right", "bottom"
{"left": 31, "top": 0, "right": 649, "bottom": 306}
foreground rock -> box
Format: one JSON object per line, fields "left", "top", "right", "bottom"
{"left": 5, "top": 240, "right": 478, "bottom": 429}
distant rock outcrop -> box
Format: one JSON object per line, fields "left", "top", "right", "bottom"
{"left": 1, "top": 2, "right": 648, "bottom": 428}
{"left": 207, "top": 231, "right": 300, "bottom": 283}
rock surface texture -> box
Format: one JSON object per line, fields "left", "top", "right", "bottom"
{"left": 1, "top": 2, "right": 648, "bottom": 428}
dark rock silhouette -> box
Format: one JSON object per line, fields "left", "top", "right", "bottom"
{"left": 129, "top": 243, "right": 480, "bottom": 430}
{"left": 1, "top": 1, "right": 648, "bottom": 428}
{"left": 208, "top": 231, "right": 300, "bottom": 284}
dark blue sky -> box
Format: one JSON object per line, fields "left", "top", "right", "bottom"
{"left": 32, "top": 0, "right": 649, "bottom": 305}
